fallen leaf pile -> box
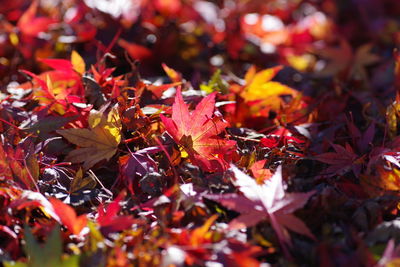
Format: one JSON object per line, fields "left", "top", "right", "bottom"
{"left": 0, "top": 0, "right": 400, "bottom": 266}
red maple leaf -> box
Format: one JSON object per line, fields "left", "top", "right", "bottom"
{"left": 97, "top": 192, "right": 138, "bottom": 235}
{"left": 161, "top": 89, "right": 236, "bottom": 172}
{"left": 315, "top": 143, "right": 364, "bottom": 177}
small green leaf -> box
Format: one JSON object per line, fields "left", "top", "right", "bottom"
{"left": 24, "top": 224, "right": 62, "bottom": 267}
{"left": 24, "top": 224, "right": 80, "bottom": 267}
{"left": 200, "top": 69, "right": 228, "bottom": 94}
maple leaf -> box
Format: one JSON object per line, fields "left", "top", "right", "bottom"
{"left": 311, "top": 38, "right": 353, "bottom": 77}
{"left": 0, "top": 143, "right": 37, "bottom": 190}
{"left": 361, "top": 166, "right": 400, "bottom": 197}
{"left": 312, "top": 40, "right": 379, "bottom": 81}
{"left": 350, "top": 43, "right": 380, "bottom": 82}
{"left": 12, "top": 191, "right": 61, "bottom": 223}
{"left": 189, "top": 214, "right": 219, "bottom": 247}
{"left": 69, "top": 168, "right": 96, "bottom": 196}
{"left": 57, "top": 106, "right": 121, "bottom": 169}
{"left": 39, "top": 50, "right": 86, "bottom": 76}
{"left": 49, "top": 198, "right": 87, "bottom": 236}
{"left": 71, "top": 50, "right": 86, "bottom": 75}
{"left": 315, "top": 143, "right": 363, "bottom": 177}
{"left": 118, "top": 39, "right": 152, "bottom": 60}
{"left": 206, "top": 165, "right": 315, "bottom": 256}
{"left": 17, "top": 0, "right": 57, "bottom": 37}
{"left": 20, "top": 67, "right": 84, "bottom": 115}
{"left": 161, "top": 88, "right": 236, "bottom": 172}
{"left": 23, "top": 225, "right": 63, "bottom": 267}
{"left": 162, "top": 63, "right": 182, "bottom": 83}
{"left": 118, "top": 146, "right": 160, "bottom": 194}
{"left": 97, "top": 192, "right": 137, "bottom": 235}
{"left": 200, "top": 69, "right": 229, "bottom": 94}
{"left": 260, "top": 127, "right": 305, "bottom": 149}
{"left": 250, "top": 160, "right": 272, "bottom": 184}
{"left": 240, "top": 66, "right": 298, "bottom": 111}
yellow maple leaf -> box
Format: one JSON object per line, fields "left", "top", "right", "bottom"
{"left": 57, "top": 106, "right": 121, "bottom": 169}
{"left": 240, "top": 66, "right": 298, "bottom": 111}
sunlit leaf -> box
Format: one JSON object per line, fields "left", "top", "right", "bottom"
{"left": 240, "top": 66, "right": 298, "bottom": 110}
{"left": 71, "top": 50, "right": 86, "bottom": 75}
{"left": 49, "top": 198, "right": 87, "bottom": 235}
{"left": 57, "top": 106, "right": 121, "bottom": 169}
{"left": 161, "top": 88, "right": 236, "bottom": 171}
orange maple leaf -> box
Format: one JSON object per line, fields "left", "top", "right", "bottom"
{"left": 161, "top": 89, "right": 236, "bottom": 172}
{"left": 49, "top": 198, "right": 87, "bottom": 236}
{"left": 250, "top": 160, "right": 272, "bottom": 184}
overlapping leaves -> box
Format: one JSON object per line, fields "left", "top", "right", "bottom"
{"left": 57, "top": 106, "right": 121, "bottom": 169}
